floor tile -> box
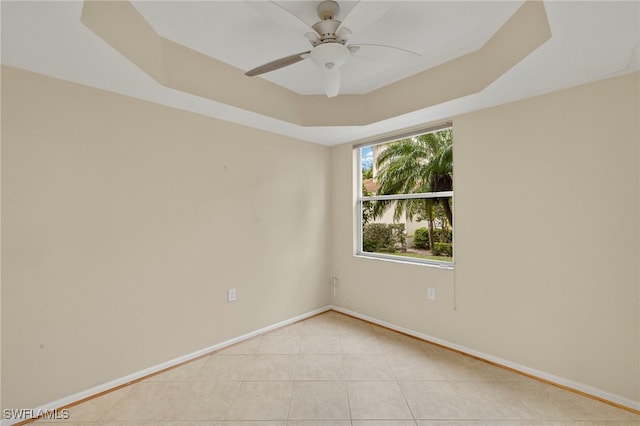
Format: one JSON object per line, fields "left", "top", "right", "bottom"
{"left": 450, "top": 380, "right": 535, "bottom": 419}
{"left": 226, "top": 382, "right": 292, "bottom": 421}
{"left": 324, "top": 317, "right": 375, "bottom": 336}
{"left": 288, "top": 381, "right": 350, "bottom": 420}
{"left": 482, "top": 364, "right": 532, "bottom": 382}
{"left": 196, "top": 355, "right": 254, "bottom": 381}
{"left": 298, "top": 319, "right": 332, "bottom": 336}
{"left": 40, "top": 386, "right": 130, "bottom": 423}
{"left": 244, "top": 355, "right": 297, "bottom": 381}
{"left": 294, "top": 354, "right": 344, "bottom": 380}
{"left": 226, "top": 393, "right": 290, "bottom": 419}
{"left": 479, "top": 422, "right": 640, "bottom": 426}
{"left": 427, "top": 354, "right": 500, "bottom": 381}
{"left": 370, "top": 325, "right": 399, "bottom": 337}
{"left": 579, "top": 396, "right": 640, "bottom": 421}
{"left": 400, "top": 380, "right": 477, "bottom": 420}
{"left": 339, "top": 335, "right": 384, "bottom": 354}
{"left": 420, "top": 342, "right": 455, "bottom": 355}
{"left": 100, "top": 382, "right": 185, "bottom": 422}
{"left": 377, "top": 333, "right": 427, "bottom": 357}
{"left": 257, "top": 335, "right": 300, "bottom": 354}
{"left": 163, "top": 381, "right": 238, "bottom": 421}
{"left": 386, "top": 352, "right": 446, "bottom": 380}
{"left": 33, "top": 423, "right": 91, "bottom": 426}
{"left": 235, "top": 381, "right": 293, "bottom": 399}
{"left": 505, "top": 380, "right": 611, "bottom": 421}
{"left": 343, "top": 354, "right": 395, "bottom": 380}
{"left": 299, "top": 335, "right": 341, "bottom": 354}
{"left": 347, "top": 381, "right": 412, "bottom": 420}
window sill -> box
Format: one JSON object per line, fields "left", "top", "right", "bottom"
{"left": 354, "top": 252, "right": 454, "bottom": 270}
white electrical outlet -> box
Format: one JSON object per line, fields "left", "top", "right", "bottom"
{"left": 227, "top": 288, "right": 237, "bottom": 302}
{"left": 427, "top": 288, "right": 436, "bottom": 300}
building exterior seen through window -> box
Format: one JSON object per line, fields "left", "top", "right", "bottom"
{"left": 357, "top": 126, "right": 453, "bottom": 266}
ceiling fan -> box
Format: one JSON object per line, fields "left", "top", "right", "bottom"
{"left": 244, "top": 1, "right": 418, "bottom": 98}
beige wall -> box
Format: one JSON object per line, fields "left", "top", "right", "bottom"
{"left": 2, "top": 64, "right": 638, "bottom": 411}
{"left": 330, "top": 72, "right": 640, "bottom": 403}
{"left": 1, "top": 66, "right": 331, "bottom": 409}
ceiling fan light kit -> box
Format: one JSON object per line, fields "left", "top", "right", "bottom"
{"left": 244, "top": 0, "right": 405, "bottom": 98}
{"left": 310, "top": 43, "right": 349, "bottom": 71}
{"left": 310, "top": 43, "right": 349, "bottom": 97}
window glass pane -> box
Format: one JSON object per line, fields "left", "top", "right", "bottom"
{"left": 361, "top": 199, "right": 453, "bottom": 263}
{"left": 361, "top": 128, "right": 453, "bottom": 196}
{"left": 358, "top": 127, "right": 453, "bottom": 264}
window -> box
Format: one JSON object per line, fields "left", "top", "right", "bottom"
{"left": 356, "top": 123, "right": 453, "bottom": 267}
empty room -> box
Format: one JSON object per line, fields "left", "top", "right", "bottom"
{"left": 1, "top": 0, "right": 639, "bottom": 425}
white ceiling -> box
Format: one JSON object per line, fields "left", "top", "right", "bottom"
{"left": 2, "top": 1, "right": 639, "bottom": 146}
{"left": 131, "top": 1, "right": 524, "bottom": 95}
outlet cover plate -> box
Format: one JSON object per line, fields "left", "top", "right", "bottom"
{"left": 427, "top": 288, "right": 436, "bottom": 300}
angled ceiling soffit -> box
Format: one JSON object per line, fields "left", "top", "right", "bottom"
{"left": 81, "top": 0, "right": 551, "bottom": 127}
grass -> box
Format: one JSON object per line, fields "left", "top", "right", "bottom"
{"left": 375, "top": 251, "right": 453, "bottom": 263}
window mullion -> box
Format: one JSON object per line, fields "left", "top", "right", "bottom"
{"left": 361, "top": 191, "right": 453, "bottom": 202}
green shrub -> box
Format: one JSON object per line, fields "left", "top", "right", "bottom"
{"left": 432, "top": 242, "right": 453, "bottom": 257}
{"left": 363, "top": 223, "right": 406, "bottom": 253}
{"left": 363, "top": 223, "right": 391, "bottom": 252}
{"left": 389, "top": 224, "right": 406, "bottom": 251}
{"left": 436, "top": 228, "right": 453, "bottom": 243}
{"left": 413, "top": 226, "right": 452, "bottom": 249}
{"left": 413, "top": 227, "right": 430, "bottom": 249}
{"left": 362, "top": 237, "right": 378, "bottom": 252}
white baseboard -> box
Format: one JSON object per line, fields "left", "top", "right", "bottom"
{"left": 330, "top": 305, "right": 640, "bottom": 412}
{"left": 1, "top": 305, "right": 332, "bottom": 426}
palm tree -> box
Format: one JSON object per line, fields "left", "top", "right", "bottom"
{"left": 371, "top": 129, "right": 453, "bottom": 246}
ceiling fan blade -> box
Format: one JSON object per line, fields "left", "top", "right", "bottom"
{"left": 245, "top": 1, "right": 316, "bottom": 37}
{"left": 349, "top": 43, "right": 421, "bottom": 56}
{"left": 337, "top": 1, "right": 394, "bottom": 36}
{"left": 245, "top": 51, "right": 311, "bottom": 76}
{"left": 322, "top": 68, "right": 341, "bottom": 98}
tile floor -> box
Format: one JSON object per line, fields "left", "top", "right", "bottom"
{"left": 36, "top": 311, "right": 639, "bottom": 425}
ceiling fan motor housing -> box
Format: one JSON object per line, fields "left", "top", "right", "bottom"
{"left": 308, "top": 0, "right": 348, "bottom": 46}
{"left": 312, "top": 19, "right": 341, "bottom": 43}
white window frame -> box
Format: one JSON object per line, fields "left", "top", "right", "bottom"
{"left": 355, "top": 122, "right": 454, "bottom": 269}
